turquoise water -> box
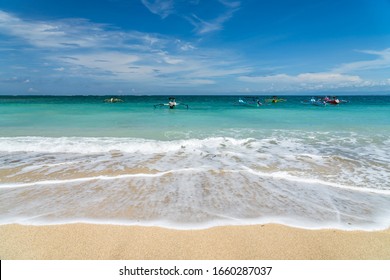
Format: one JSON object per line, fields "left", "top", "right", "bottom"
{"left": 0, "top": 95, "right": 389, "bottom": 230}
{"left": 1, "top": 95, "right": 389, "bottom": 138}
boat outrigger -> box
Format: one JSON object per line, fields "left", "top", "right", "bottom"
{"left": 237, "top": 96, "right": 262, "bottom": 107}
{"left": 154, "top": 97, "right": 189, "bottom": 109}
{"left": 323, "top": 96, "right": 348, "bottom": 105}
{"left": 104, "top": 97, "right": 124, "bottom": 103}
{"left": 301, "top": 97, "right": 327, "bottom": 106}
{"left": 301, "top": 96, "right": 349, "bottom": 106}
{"left": 265, "top": 96, "right": 287, "bottom": 103}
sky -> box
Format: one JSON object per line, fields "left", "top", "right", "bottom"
{"left": 1, "top": 0, "right": 390, "bottom": 95}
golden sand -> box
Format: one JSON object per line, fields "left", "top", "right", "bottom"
{"left": 0, "top": 224, "right": 389, "bottom": 260}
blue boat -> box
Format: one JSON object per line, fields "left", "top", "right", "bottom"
{"left": 237, "top": 96, "right": 263, "bottom": 107}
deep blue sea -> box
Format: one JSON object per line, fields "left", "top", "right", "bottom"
{"left": 1, "top": 95, "right": 389, "bottom": 230}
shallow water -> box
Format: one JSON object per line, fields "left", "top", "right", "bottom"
{"left": 0, "top": 95, "right": 389, "bottom": 230}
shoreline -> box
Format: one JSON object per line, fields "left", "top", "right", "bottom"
{"left": 1, "top": 223, "right": 389, "bottom": 260}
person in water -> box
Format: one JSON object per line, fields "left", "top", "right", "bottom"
{"left": 168, "top": 97, "right": 177, "bottom": 108}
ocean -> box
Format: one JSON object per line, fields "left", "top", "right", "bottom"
{"left": 0, "top": 95, "right": 389, "bottom": 230}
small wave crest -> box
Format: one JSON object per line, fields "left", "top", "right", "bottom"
{"left": 1, "top": 134, "right": 389, "bottom": 230}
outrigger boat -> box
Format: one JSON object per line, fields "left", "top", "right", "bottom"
{"left": 237, "top": 96, "right": 262, "bottom": 107}
{"left": 154, "top": 97, "right": 189, "bottom": 109}
{"left": 104, "top": 97, "right": 124, "bottom": 103}
{"left": 301, "top": 97, "right": 327, "bottom": 106}
{"left": 323, "top": 96, "right": 348, "bottom": 105}
{"left": 265, "top": 96, "right": 286, "bottom": 103}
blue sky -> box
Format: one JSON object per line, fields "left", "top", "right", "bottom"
{"left": 1, "top": 0, "right": 390, "bottom": 95}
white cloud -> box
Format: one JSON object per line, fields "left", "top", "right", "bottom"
{"left": 140, "top": 0, "right": 241, "bottom": 34}
{"left": 56, "top": 52, "right": 141, "bottom": 78}
{"left": 168, "top": 79, "right": 216, "bottom": 85}
{"left": 141, "top": 0, "right": 174, "bottom": 19}
{"left": 157, "top": 51, "right": 184, "bottom": 64}
{"left": 141, "top": 0, "right": 242, "bottom": 35}
{"left": 190, "top": 79, "right": 216, "bottom": 84}
{"left": 239, "top": 72, "right": 362, "bottom": 84}
{"left": 185, "top": 1, "right": 240, "bottom": 35}
{"left": 45, "top": 33, "right": 248, "bottom": 85}
{"left": 186, "top": 14, "right": 224, "bottom": 34}
{"left": 219, "top": 0, "right": 241, "bottom": 8}
{"left": 237, "top": 48, "right": 390, "bottom": 91}
{"left": 180, "top": 44, "right": 195, "bottom": 51}
{"left": 238, "top": 72, "right": 370, "bottom": 91}
{"left": 188, "top": 66, "right": 251, "bottom": 79}
{"left": 0, "top": 10, "right": 181, "bottom": 53}
{"left": 28, "top": 87, "right": 38, "bottom": 92}
{"left": 0, "top": 10, "right": 114, "bottom": 49}
{"left": 9, "top": 9, "right": 388, "bottom": 93}
{"left": 334, "top": 48, "right": 390, "bottom": 73}
{"left": 0, "top": 9, "right": 248, "bottom": 85}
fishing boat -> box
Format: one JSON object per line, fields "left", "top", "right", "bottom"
{"left": 154, "top": 97, "right": 189, "bottom": 109}
{"left": 265, "top": 96, "right": 286, "bottom": 103}
{"left": 104, "top": 97, "right": 124, "bottom": 103}
{"left": 301, "top": 97, "right": 327, "bottom": 106}
{"left": 323, "top": 96, "right": 348, "bottom": 105}
{"left": 237, "top": 96, "right": 263, "bottom": 107}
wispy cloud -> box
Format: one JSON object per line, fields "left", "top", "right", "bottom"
{"left": 218, "top": 0, "right": 241, "bottom": 8}
{"left": 185, "top": 13, "right": 227, "bottom": 35}
{"left": 0, "top": 10, "right": 170, "bottom": 51}
{"left": 141, "top": 0, "right": 175, "bottom": 19}
{"left": 0, "top": 10, "right": 249, "bottom": 92}
{"left": 139, "top": 0, "right": 241, "bottom": 35}
{"left": 28, "top": 87, "right": 38, "bottom": 93}
{"left": 238, "top": 72, "right": 375, "bottom": 91}
{"left": 334, "top": 48, "right": 390, "bottom": 73}
{"left": 239, "top": 72, "right": 362, "bottom": 84}
{"left": 56, "top": 52, "right": 141, "bottom": 78}
{"left": 185, "top": 1, "right": 241, "bottom": 35}
{"left": 3, "top": 8, "right": 389, "bottom": 94}
{"left": 237, "top": 48, "right": 390, "bottom": 92}
{"left": 0, "top": 10, "right": 106, "bottom": 48}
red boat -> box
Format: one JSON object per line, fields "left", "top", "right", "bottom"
{"left": 327, "top": 99, "right": 340, "bottom": 105}
{"left": 324, "top": 96, "right": 341, "bottom": 105}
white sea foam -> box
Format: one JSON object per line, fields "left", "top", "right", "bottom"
{"left": 1, "top": 134, "right": 390, "bottom": 230}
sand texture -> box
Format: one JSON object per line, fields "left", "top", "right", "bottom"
{"left": 1, "top": 224, "right": 390, "bottom": 260}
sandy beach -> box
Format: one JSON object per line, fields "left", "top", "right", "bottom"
{"left": 0, "top": 224, "right": 389, "bottom": 260}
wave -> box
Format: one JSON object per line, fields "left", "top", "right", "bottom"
{"left": 0, "top": 134, "right": 389, "bottom": 230}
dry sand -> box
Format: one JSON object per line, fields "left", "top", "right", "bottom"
{"left": 1, "top": 223, "right": 389, "bottom": 260}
